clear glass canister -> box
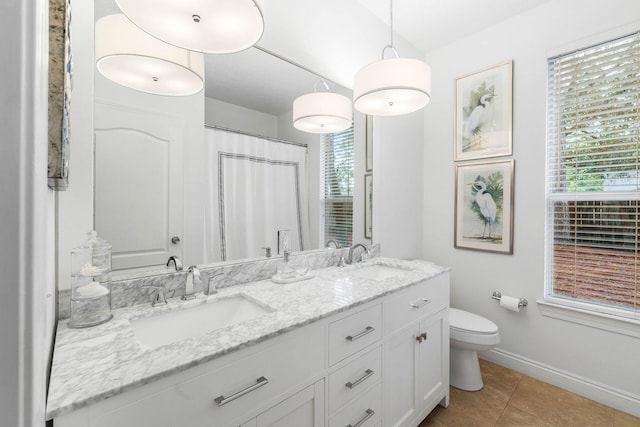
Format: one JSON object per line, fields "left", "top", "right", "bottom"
{"left": 69, "top": 230, "right": 113, "bottom": 328}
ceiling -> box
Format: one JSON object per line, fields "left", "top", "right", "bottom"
{"left": 354, "top": 0, "right": 551, "bottom": 54}
{"left": 94, "top": 0, "right": 551, "bottom": 116}
{"left": 204, "top": 0, "right": 551, "bottom": 115}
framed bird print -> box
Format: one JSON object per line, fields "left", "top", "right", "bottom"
{"left": 454, "top": 159, "right": 514, "bottom": 254}
{"left": 454, "top": 60, "right": 513, "bottom": 161}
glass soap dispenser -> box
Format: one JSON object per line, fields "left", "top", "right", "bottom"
{"left": 69, "top": 231, "right": 113, "bottom": 328}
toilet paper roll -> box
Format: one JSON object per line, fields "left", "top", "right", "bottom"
{"left": 499, "top": 295, "right": 521, "bottom": 312}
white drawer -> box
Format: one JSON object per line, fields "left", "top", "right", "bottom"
{"left": 384, "top": 274, "right": 449, "bottom": 334}
{"left": 328, "top": 346, "right": 381, "bottom": 414}
{"left": 329, "top": 305, "right": 382, "bottom": 366}
{"left": 91, "top": 323, "right": 324, "bottom": 427}
{"left": 329, "top": 383, "right": 381, "bottom": 427}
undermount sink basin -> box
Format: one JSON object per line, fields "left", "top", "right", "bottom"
{"left": 347, "top": 264, "right": 413, "bottom": 281}
{"left": 130, "top": 295, "right": 273, "bottom": 348}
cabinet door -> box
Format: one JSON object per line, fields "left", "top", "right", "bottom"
{"left": 417, "top": 310, "right": 448, "bottom": 412}
{"left": 255, "top": 380, "right": 324, "bottom": 427}
{"left": 383, "top": 322, "right": 420, "bottom": 427}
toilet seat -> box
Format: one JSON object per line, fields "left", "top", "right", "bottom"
{"left": 449, "top": 308, "right": 498, "bottom": 334}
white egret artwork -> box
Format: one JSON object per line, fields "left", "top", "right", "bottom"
{"left": 455, "top": 61, "right": 513, "bottom": 161}
{"left": 455, "top": 160, "right": 514, "bottom": 254}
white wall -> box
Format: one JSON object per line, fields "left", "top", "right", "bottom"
{"left": 374, "top": 112, "right": 425, "bottom": 260}
{"left": 0, "top": 0, "right": 53, "bottom": 424}
{"left": 205, "top": 98, "right": 279, "bottom": 139}
{"left": 423, "top": 0, "right": 640, "bottom": 415}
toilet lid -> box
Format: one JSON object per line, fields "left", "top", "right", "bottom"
{"left": 449, "top": 308, "right": 498, "bottom": 334}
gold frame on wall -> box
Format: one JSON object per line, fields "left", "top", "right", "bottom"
{"left": 454, "top": 60, "right": 513, "bottom": 162}
{"left": 365, "top": 115, "right": 373, "bottom": 172}
{"left": 454, "top": 159, "right": 514, "bottom": 254}
{"left": 48, "top": 0, "right": 71, "bottom": 190}
{"left": 364, "top": 173, "right": 373, "bottom": 239}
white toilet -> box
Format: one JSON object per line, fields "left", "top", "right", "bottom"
{"left": 449, "top": 308, "right": 500, "bottom": 391}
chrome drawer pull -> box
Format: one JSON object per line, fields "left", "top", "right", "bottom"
{"left": 346, "top": 326, "right": 375, "bottom": 342}
{"left": 410, "top": 298, "right": 430, "bottom": 309}
{"left": 214, "top": 376, "right": 269, "bottom": 406}
{"left": 345, "top": 369, "right": 374, "bottom": 389}
{"left": 347, "top": 408, "right": 375, "bottom": 427}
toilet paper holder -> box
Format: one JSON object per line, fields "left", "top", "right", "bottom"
{"left": 491, "top": 291, "right": 528, "bottom": 308}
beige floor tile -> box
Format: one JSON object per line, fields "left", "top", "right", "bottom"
{"left": 420, "top": 386, "right": 507, "bottom": 426}
{"left": 419, "top": 406, "right": 449, "bottom": 426}
{"left": 614, "top": 410, "right": 640, "bottom": 427}
{"left": 479, "top": 359, "right": 524, "bottom": 403}
{"left": 496, "top": 404, "right": 555, "bottom": 427}
{"left": 509, "top": 376, "right": 615, "bottom": 427}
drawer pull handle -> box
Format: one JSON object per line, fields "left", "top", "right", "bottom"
{"left": 346, "top": 326, "right": 375, "bottom": 342}
{"left": 214, "top": 376, "right": 269, "bottom": 406}
{"left": 347, "top": 408, "right": 375, "bottom": 427}
{"left": 416, "top": 332, "right": 428, "bottom": 343}
{"left": 345, "top": 369, "right": 375, "bottom": 389}
{"left": 410, "top": 298, "right": 430, "bottom": 309}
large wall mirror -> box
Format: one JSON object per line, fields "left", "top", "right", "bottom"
{"left": 59, "top": 0, "right": 362, "bottom": 282}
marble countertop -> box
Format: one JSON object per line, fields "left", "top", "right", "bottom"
{"left": 46, "top": 257, "right": 449, "bottom": 420}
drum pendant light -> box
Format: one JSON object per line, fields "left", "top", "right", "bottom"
{"left": 293, "top": 81, "right": 352, "bottom": 134}
{"left": 95, "top": 14, "right": 204, "bottom": 96}
{"left": 353, "top": 0, "right": 431, "bottom": 116}
{"left": 114, "top": 0, "right": 264, "bottom": 54}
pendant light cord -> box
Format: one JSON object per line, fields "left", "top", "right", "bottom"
{"left": 381, "top": 0, "right": 399, "bottom": 59}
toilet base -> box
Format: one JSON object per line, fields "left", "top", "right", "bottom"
{"left": 450, "top": 347, "right": 484, "bottom": 391}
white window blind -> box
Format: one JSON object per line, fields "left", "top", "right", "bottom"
{"left": 321, "top": 127, "right": 354, "bottom": 248}
{"left": 546, "top": 31, "right": 640, "bottom": 317}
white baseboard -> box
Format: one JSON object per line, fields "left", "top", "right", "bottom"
{"left": 481, "top": 348, "right": 640, "bottom": 418}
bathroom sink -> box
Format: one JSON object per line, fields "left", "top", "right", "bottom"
{"left": 130, "top": 295, "right": 273, "bottom": 348}
{"left": 347, "top": 264, "right": 413, "bottom": 281}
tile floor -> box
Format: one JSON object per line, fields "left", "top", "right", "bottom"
{"left": 420, "top": 359, "right": 640, "bottom": 426}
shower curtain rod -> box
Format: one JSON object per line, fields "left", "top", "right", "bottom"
{"left": 205, "top": 124, "right": 308, "bottom": 148}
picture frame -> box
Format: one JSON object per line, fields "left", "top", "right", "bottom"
{"left": 454, "top": 60, "right": 512, "bottom": 161}
{"left": 48, "top": 0, "right": 72, "bottom": 190}
{"left": 365, "top": 115, "right": 373, "bottom": 172}
{"left": 364, "top": 173, "right": 373, "bottom": 239}
{"left": 454, "top": 159, "right": 514, "bottom": 254}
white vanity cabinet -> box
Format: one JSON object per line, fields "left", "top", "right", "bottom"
{"left": 55, "top": 322, "right": 325, "bottom": 427}
{"left": 383, "top": 273, "right": 450, "bottom": 427}
{"left": 327, "top": 305, "right": 383, "bottom": 427}
{"left": 239, "top": 380, "right": 325, "bottom": 427}
{"left": 52, "top": 270, "right": 450, "bottom": 427}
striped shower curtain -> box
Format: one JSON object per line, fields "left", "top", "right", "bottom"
{"left": 204, "top": 127, "right": 310, "bottom": 262}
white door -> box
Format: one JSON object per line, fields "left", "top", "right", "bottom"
{"left": 94, "top": 101, "right": 184, "bottom": 270}
{"left": 384, "top": 323, "right": 420, "bottom": 427}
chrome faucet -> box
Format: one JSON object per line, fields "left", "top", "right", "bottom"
{"left": 205, "top": 272, "right": 225, "bottom": 295}
{"left": 347, "top": 243, "right": 370, "bottom": 265}
{"left": 166, "top": 255, "right": 183, "bottom": 271}
{"left": 181, "top": 265, "right": 200, "bottom": 301}
{"left": 326, "top": 239, "right": 346, "bottom": 267}
{"left": 325, "top": 239, "right": 342, "bottom": 249}
{"left": 142, "top": 285, "right": 168, "bottom": 307}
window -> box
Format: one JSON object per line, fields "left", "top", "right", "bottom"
{"left": 321, "top": 127, "right": 354, "bottom": 248}
{"left": 546, "top": 32, "right": 640, "bottom": 319}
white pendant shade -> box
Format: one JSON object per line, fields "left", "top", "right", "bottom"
{"left": 114, "top": 0, "right": 264, "bottom": 54}
{"left": 354, "top": 57, "right": 431, "bottom": 116}
{"left": 95, "top": 14, "right": 204, "bottom": 96}
{"left": 293, "top": 92, "right": 352, "bottom": 134}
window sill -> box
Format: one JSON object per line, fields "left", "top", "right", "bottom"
{"left": 537, "top": 299, "right": 640, "bottom": 339}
